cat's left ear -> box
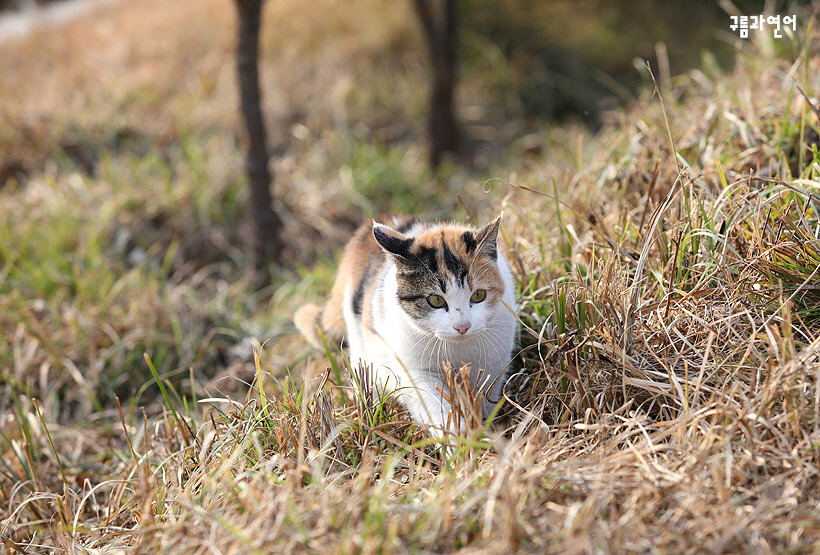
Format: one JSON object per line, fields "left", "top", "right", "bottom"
{"left": 373, "top": 222, "right": 415, "bottom": 259}
{"left": 474, "top": 216, "right": 502, "bottom": 260}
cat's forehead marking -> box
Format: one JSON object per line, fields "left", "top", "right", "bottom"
{"left": 414, "top": 245, "right": 438, "bottom": 274}
{"left": 440, "top": 232, "right": 469, "bottom": 286}
{"left": 402, "top": 226, "right": 481, "bottom": 289}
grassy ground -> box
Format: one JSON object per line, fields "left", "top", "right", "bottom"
{"left": 3, "top": 0, "right": 820, "bottom": 553}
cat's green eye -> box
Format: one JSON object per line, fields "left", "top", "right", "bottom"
{"left": 470, "top": 289, "right": 487, "bottom": 303}
{"left": 427, "top": 294, "right": 447, "bottom": 309}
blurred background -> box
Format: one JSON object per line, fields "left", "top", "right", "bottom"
{"left": 2, "top": 0, "right": 792, "bottom": 262}
{"left": 0, "top": 0, "right": 778, "bottom": 130}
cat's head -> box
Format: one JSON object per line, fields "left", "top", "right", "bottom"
{"left": 373, "top": 216, "right": 508, "bottom": 340}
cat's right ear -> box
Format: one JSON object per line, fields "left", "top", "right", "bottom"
{"left": 474, "top": 216, "right": 502, "bottom": 260}
{"left": 373, "top": 222, "right": 415, "bottom": 258}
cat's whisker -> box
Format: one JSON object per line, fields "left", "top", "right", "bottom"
{"left": 425, "top": 335, "right": 440, "bottom": 372}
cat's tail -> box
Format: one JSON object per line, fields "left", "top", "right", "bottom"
{"left": 294, "top": 304, "right": 325, "bottom": 349}
{"left": 294, "top": 303, "right": 345, "bottom": 350}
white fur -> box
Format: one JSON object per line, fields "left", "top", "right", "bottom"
{"left": 343, "top": 250, "right": 518, "bottom": 437}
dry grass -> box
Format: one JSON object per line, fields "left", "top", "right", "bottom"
{"left": 4, "top": 1, "right": 820, "bottom": 554}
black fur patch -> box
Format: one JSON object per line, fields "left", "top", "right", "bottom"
{"left": 412, "top": 245, "right": 439, "bottom": 275}
{"left": 351, "top": 272, "right": 374, "bottom": 315}
{"left": 462, "top": 231, "right": 477, "bottom": 254}
{"left": 442, "top": 241, "right": 468, "bottom": 285}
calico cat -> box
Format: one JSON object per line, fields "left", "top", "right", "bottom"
{"left": 294, "top": 215, "right": 518, "bottom": 437}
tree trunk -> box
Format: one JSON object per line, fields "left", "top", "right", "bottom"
{"left": 235, "top": 0, "right": 280, "bottom": 273}
{"left": 413, "top": 0, "right": 459, "bottom": 170}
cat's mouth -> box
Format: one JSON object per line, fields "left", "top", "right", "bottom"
{"left": 438, "top": 329, "right": 482, "bottom": 341}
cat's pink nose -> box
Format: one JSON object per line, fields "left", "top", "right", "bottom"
{"left": 454, "top": 323, "right": 471, "bottom": 335}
